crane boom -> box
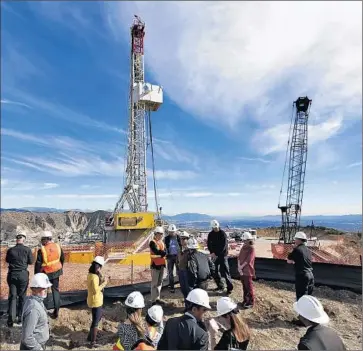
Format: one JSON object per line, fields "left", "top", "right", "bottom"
{"left": 278, "top": 97, "right": 312, "bottom": 244}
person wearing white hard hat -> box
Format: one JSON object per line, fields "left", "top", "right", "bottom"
{"left": 177, "top": 231, "right": 192, "bottom": 303}
{"left": 207, "top": 220, "right": 234, "bottom": 294}
{"left": 5, "top": 229, "right": 33, "bottom": 327}
{"left": 164, "top": 224, "right": 182, "bottom": 293}
{"left": 186, "top": 237, "right": 214, "bottom": 291}
{"left": 158, "top": 288, "right": 210, "bottom": 350}
{"left": 214, "top": 297, "right": 250, "bottom": 350}
{"left": 20, "top": 273, "right": 52, "bottom": 351}
{"left": 287, "top": 231, "right": 314, "bottom": 302}
{"left": 86, "top": 256, "right": 109, "bottom": 348}
{"left": 139, "top": 305, "right": 164, "bottom": 348}
{"left": 237, "top": 232, "right": 256, "bottom": 309}
{"left": 149, "top": 226, "right": 167, "bottom": 304}
{"left": 114, "top": 291, "right": 146, "bottom": 351}
{"left": 293, "top": 295, "right": 346, "bottom": 350}
{"left": 34, "top": 231, "right": 65, "bottom": 320}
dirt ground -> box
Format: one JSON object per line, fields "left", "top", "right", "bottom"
{"left": 1, "top": 279, "right": 361, "bottom": 350}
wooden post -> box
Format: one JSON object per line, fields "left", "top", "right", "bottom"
{"left": 131, "top": 259, "right": 134, "bottom": 285}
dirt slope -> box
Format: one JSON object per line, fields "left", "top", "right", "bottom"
{"left": 0, "top": 280, "right": 361, "bottom": 350}
{"left": 0, "top": 211, "right": 109, "bottom": 247}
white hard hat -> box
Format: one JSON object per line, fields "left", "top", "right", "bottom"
{"left": 211, "top": 220, "right": 219, "bottom": 229}
{"left": 154, "top": 226, "right": 165, "bottom": 235}
{"left": 147, "top": 305, "right": 164, "bottom": 324}
{"left": 186, "top": 288, "right": 211, "bottom": 309}
{"left": 30, "top": 273, "right": 52, "bottom": 289}
{"left": 16, "top": 230, "right": 27, "bottom": 239}
{"left": 125, "top": 291, "right": 145, "bottom": 309}
{"left": 216, "top": 297, "right": 238, "bottom": 316}
{"left": 187, "top": 238, "right": 199, "bottom": 249}
{"left": 168, "top": 224, "right": 177, "bottom": 232}
{"left": 93, "top": 256, "right": 105, "bottom": 266}
{"left": 242, "top": 232, "right": 253, "bottom": 241}
{"left": 41, "top": 231, "right": 53, "bottom": 239}
{"left": 293, "top": 295, "right": 329, "bottom": 324}
{"left": 295, "top": 232, "right": 307, "bottom": 240}
{"left": 180, "top": 231, "right": 190, "bottom": 238}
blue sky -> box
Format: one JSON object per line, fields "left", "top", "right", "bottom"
{"left": 1, "top": 1, "right": 362, "bottom": 216}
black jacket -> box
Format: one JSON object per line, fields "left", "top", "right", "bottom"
{"left": 288, "top": 244, "right": 313, "bottom": 276}
{"left": 298, "top": 324, "right": 346, "bottom": 351}
{"left": 187, "top": 251, "right": 214, "bottom": 287}
{"left": 34, "top": 244, "right": 65, "bottom": 280}
{"left": 157, "top": 314, "right": 209, "bottom": 350}
{"left": 6, "top": 244, "right": 33, "bottom": 273}
{"left": 149, "top": 240, "right": 167, "bottom": 270}
{"left": 207, "top": 230, "right": 228, "bottom": 257}
{"left": 164, "top": 235, "right": 182, "bottom": 257}
{"left": 215, "top": 329, "right": 249, "bottom": 350}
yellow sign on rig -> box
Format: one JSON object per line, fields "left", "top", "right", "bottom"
{"left": 114, "top": 212, "right": 155, "bottom": 230}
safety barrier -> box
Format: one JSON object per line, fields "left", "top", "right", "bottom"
{"left": 0, "top": 238, "right": 361, "bottom": 313}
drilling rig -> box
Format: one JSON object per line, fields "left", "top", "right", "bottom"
{"left": 278, "top": 97, "right": 312, "bottom": 244}
{"left": 105, "top": 15, "right": 163, "bottom": 243}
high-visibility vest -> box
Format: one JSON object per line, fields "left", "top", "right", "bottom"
{"left": 150, "top": 240, "right": 166, "bottom": 266}
{"left": 113, "top": 338, "right": 124, "bottom": 351}
{"left": 132, "top": 339, "right": 155, "bottom": 350}
{"left": 41, "top": 242, "right": 62, "bottom": 274}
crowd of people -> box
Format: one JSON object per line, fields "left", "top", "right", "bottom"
{"left": 5, "top": 221, "right": 347, "bottom": 350}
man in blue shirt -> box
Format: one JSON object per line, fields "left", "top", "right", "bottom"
{"left": 164, "top": 224, "right": 181, "bottom": 293}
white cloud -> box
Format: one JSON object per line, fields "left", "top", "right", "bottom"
{"left": 1, "top": 179, "right": 9, "bottom": 186}
{"left": 105, "top": 1, "right": 361, "bottom": 128}
{"left": 252, "top": 115, "right": 343, "bottom": 155}
{"left": 239, "top": 157, "right": 272, "bottom": 164}
{"left": 153, "top": 169, "right": 197, "bottom": 180}
{"left": 153, "top": 142, "right": 199, "bottom": 168}
{"left": 347, "top": 161, "right": 362, "bottom": 169}
{"left": 45, "top": 194, "right": 117, "bottom": 199}
{"left": 42, "top": 183, "right": 59, "bottom": 189}
{"left": 1, "top": 99, "right": 32, "bottom": 109}
{"left": 2, "top": 90, "right": 126, "bottom": 135}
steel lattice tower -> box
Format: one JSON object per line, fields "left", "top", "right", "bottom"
{"left": 278, "top": 97, "right": 312, "bottom": 244}
{"left": 114, "top": 16, "right": 148, "bottom": 214}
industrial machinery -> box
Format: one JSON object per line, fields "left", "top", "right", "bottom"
{"left": 105, "top": 15, "right": 163, "bottom": 243}
{"left": 278, "top": 97, "right": 312, "bottom": 244}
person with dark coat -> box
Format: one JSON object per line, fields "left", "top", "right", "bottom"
{"left": 214, "top": 297, "right": 251, "bottom": 350}
{"left": 6, "top": 231, "right": 33, "bottom": 327}
{"left": 186, "top": 238, "right": 214, "bottom": 291}
{"left": 34, "top": 231, "right": 65, "bottom": 319}
{"left": 157, "top": 288, "right": 211, "bottom": 350}
{"left": 164, "top": 224, "right": 182, "bottom": 293}
{"left": 287, "top": 232, "right": 314, "bottom": 301}
{"left": 207, "top": 220, "right": 233, "bottom": 294}
{"left": 293, "top": 295, "right": 346, "bottom": 351}
{"left": 177, "top": 231, "right": 192, "bottom": 303}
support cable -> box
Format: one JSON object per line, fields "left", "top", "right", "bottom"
{"left": 278, "top": 103, "right": 295, "bottom": 207}
{"left": 147, "top": 110, "right": 160, "bottom": 219}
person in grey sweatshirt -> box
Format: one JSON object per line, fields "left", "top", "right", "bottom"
{"left": 20, "top": 273, "right": 52, "bottom": 351}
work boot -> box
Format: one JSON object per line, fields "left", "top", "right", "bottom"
{"left": 7, "top": 319, "right": 13, "bottom": 328}
{"left": 89, "top": 328, "right": 100, "bottom": 348}
{"left": 16, "top": 316, "right": 22, "bottom": 325}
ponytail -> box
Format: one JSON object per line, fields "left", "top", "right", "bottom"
{"left": 230, "top": 311, "right": 250, "bottom": 343}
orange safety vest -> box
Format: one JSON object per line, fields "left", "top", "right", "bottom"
{"left": 41, "top": 242, "right": 62, "bottom": 274}
{"left": 150, "top": 240, "right": 166, "bottom": 266}
{"left": 133, "top": 339, "right": 155, "bottom": 350}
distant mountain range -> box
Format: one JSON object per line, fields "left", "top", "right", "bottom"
{"left": 0, "top": 207, "right": 361, "bottom": 224}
